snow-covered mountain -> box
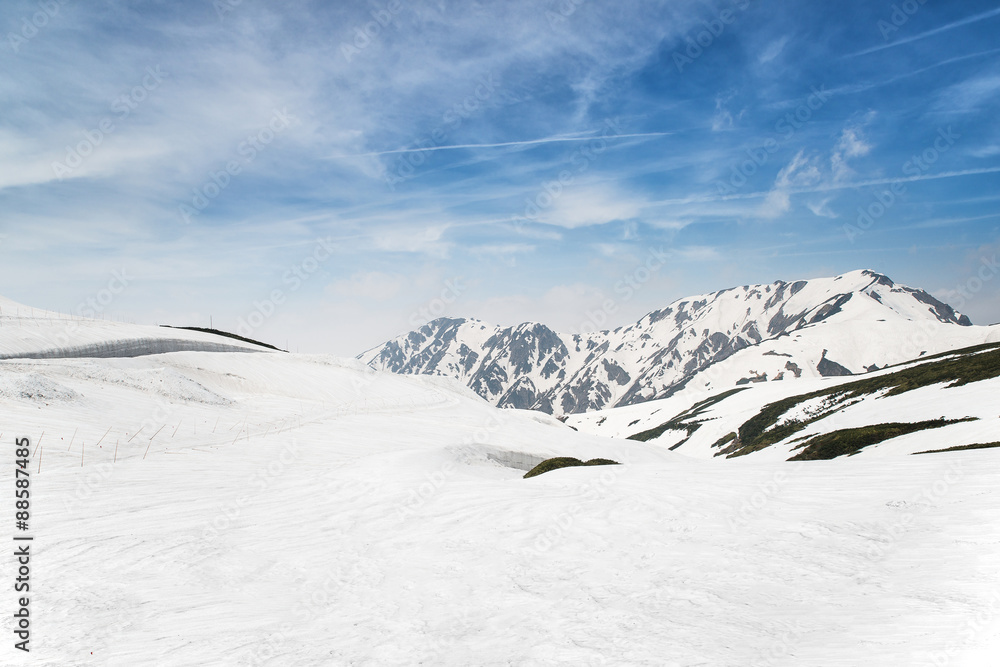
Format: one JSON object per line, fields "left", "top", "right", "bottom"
{"left": 568, "top": 340, "right": 1000, "bottom": 460}
{"left": 359, "top": 269, "right": 997, "bottom": 415}
{"left": 2, "top": 290, "right": 999, "bottom": 664}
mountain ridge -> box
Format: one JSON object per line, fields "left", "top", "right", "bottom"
{"left": 359, "top": 269, "right": 994, "bottom": 415}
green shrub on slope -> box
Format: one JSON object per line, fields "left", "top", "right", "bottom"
{"left": 524, "top": 457, "right": 620, "bottom": 479}
{"left": 787, "top": 418, "right": 976, "bottom": 461}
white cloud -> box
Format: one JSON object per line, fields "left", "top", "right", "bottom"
{"left": 969, "top": 144, "right": 1000, "bottom": 158}
{"left": 644, "top": 218, "right": 693, "bottom": 231}
{"left": 539, "top": 184, "right": 643, "bottom": 229}
{"left": 327, "top": 271, "right": 405, "bottom": 301}
{"left": 464, "top": 282, "right": 611, "bottom": 332}
{"left": 622, "top": 220, "right": 639, "bottom": 240}
{"left": 836, "top": 127, "right": 873, "bottom": 158}
{"left": 470, "top": 244, "right": 535, "bottom": 256}
{"left": 758, "top": 36, "right": 789, "bottom": 64}
{"left": 674, "top": 245, "right": 722, "bottom": 261}
{"left": 759, "top": 116, "right": 876, "bottom": 217}
{"left": 759, "top": 151, "right": 822, "bottom": 218}
{"left": 831, "top": 115, "right": 875, "bottom": 182}
{"left": 711, "top": 91, "right": 745, "bottom": 132}
{"left": 776, "top": 151, "right": 824, "bottom": 188}
{"left": 806, "top": 197, "right": 838, "bottom": 219}
{"left": 371, "top": 225, "right": 452, "bottom": 257}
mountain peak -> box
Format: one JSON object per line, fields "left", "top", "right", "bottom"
{"left": 359, "top": 271, "right": 985, "bottom": 415}
{"left": 858, "top": 269, "right": 895, "bottom": 287}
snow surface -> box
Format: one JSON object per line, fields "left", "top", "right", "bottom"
{"left": 1, "top": 303, "right": 998, "bottom": 665}
{"left": 0, "top": 306, "right": 270, "bottom": 359}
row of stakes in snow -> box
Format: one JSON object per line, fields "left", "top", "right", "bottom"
{"left": 18, "top": 414, "right": 307, "bottom": 473}
{"left": 0, "top": 308, "right": 137, "bottom": 325}
{"left": 12, "top": 395, "right": 414, "bottom": 473}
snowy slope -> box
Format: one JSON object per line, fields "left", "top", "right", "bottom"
{"left": 568, "top": 343, "right": 1000, "bottom": 462}
{"left": 360, "top": 270, "right": 996, "bottom": 416}
{"left": 0, "top": 298, "right": 274, "bottom": 359}
{"left": 1, "top": 319, "right": 998, "bottom": 664}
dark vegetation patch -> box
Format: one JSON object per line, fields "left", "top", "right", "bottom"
{"left": 723, "top": 342, "right": 1000, "bottom": 458}
{"left": 912, "top": 442, "right": 1000, "bottom": 455}
{"left": 523, "top": 457, "right": 620, "bottom": 479}
{"left": 710, "top": 432, "right": 736, "bottom": 449}
{"left": 626, "top": 387, "right": 748, "bottom": 448}
{"left": 161, "top": 325, "right": 284, "bottom": 351}
{"left": 787, "top": 418, "right": 977, "bottom": 461}
{"left": 880, "top": 341, "right": 1000, "bottom": 371}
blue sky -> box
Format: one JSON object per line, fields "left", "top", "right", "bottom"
{"left": 1, "top": 0, "right": 999, "bottom": 354}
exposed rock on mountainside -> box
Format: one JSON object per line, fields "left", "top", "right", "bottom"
{"left": 359, "top": 270, "right": 984, "bottom": 415}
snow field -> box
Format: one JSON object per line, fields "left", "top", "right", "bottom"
{"left": 0, "top": 348, "right": 998, "bottom": 665}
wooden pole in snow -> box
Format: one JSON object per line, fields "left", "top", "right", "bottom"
{"left": 95, "top": 426, "right": 112, "bottom": 447}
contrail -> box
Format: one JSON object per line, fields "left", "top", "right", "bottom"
{"left": 325, "top": 131, "right": 674, "bottom": 159}
{"left": 648, "top": 166, "right": 1000, "bottom": 206}
{"left": 848, "top": 6, "right": 1000, "bottom": 57}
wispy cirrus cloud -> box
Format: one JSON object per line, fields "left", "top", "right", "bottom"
{"left": 848, "top": 6, "right": 1000, "bottom": 57}
{"left": 1, "top": 0, "right": 998, "bottom": 353}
